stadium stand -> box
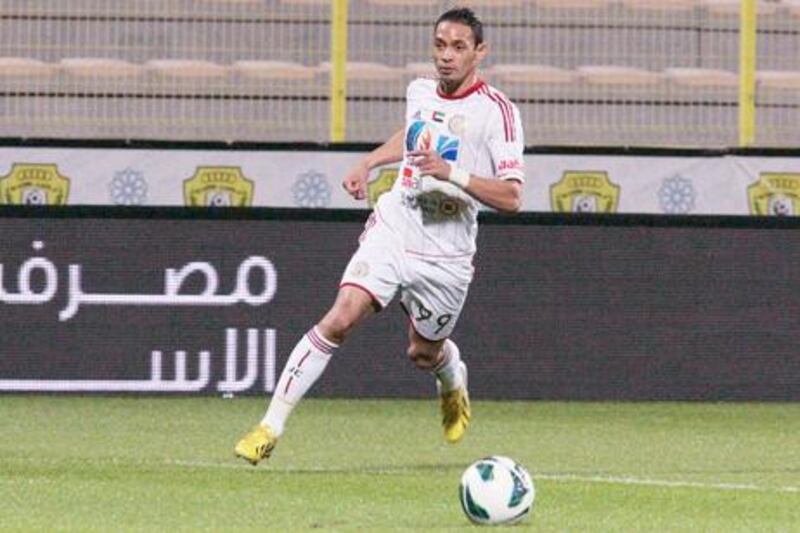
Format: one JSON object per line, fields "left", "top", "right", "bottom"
{"left": 0, "top": 0, "right": 796, "bottom": 146}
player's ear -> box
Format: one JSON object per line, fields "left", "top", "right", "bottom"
{"left": 475, "top": 42, "right": 488, "bottom": 61}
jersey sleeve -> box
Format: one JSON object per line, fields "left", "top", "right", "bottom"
{"left": 405, "top": 78, "right": 427, "bottom": 121}
{"left": 486, "top": 101, "right": 525, "bottom": 183}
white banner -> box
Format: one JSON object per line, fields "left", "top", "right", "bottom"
{"left": 1, "top": 147, "right": 799, "bottom": 215}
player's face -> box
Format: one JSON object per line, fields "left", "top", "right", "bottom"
{"left": 433, "top": 21, "right": 487, "bottom": 93}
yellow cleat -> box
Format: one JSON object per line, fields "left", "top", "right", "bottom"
{"left": 234, "top": 424, "right": 278, "bottom": 466}
{"left": 440, "top": 362, "right": 470, "bottom": 444}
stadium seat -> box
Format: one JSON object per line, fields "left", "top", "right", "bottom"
{"left": 700, "top": 0, "right": 778, "bottom": 16}
{"left": 577, "top": 65, "right": 662, "bottom": 86}
{"left": 146, "top": 59, "right": 228, "bottom": 78}
{"left": 0, "top": 57, "right": 55, "bottom": 77}
{"left": 619, "top": 0, "right": 698, "bottom": 10}
{"left": 533, "top": 0, "right": 614, "bottom": 8}
{"left": 756, "top": 70, "right": 800, "bottom": 90}
{"left": 405, "top": 62, "right": 437, "bottom": 79}
{"left": 232, "top": 60, "right": 314, "bottom": 80}
{"left": 490, "top": 64, "right": 577, "bottom": 85}
{"left": 318, "top": 61, "right": 404, "bottom": 81}
{"left": 0, "top": 58, "right": 56, "bottom": 96}
{"left": 366, "top": 0, "right": 455, "bottom": 5}
{"left": 664, "top": 67, "right": 738, "bottom": 88}
{"left": 784, "top": 0, "right": 800, "bottom": 17}
{"left": 363, "top": 0, "right": 526, "bottom": 10}
{"left": 59, "top": 58, "right": 143, "bottom": 78}
{"left": 279, "top": 0, "right": 329, "bottom": 5}
{"left": 455, "top": 0, "right": 524, "bottom": 6}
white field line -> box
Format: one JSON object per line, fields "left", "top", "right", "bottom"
{"left": 535, "top": 473, "right": 800, "bottom": 494}
{"left": 167, "top": 460, "right": 799, "bottom": 494}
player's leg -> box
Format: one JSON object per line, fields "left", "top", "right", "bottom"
{"left": 401, "top": 258, "right": 473, "bottom": 444}
{"left": 263, "top": 286, "right": 376, "bottom": 435}
{"left": 234, "top": 286, "right": 376, "bottom": 465}
{"left": 406, "top": 326, "right": 470, "bottom": 444}
{"left": 236, "top": 213, "right": 398, "bottom": 465}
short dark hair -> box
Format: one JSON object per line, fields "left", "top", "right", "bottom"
{"left": 435, "top": 7, "right": 484, "bottom": 47}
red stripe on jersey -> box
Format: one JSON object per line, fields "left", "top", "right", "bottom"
{"left": 495, "top": 92, "right": 516, "bottom": 142}
{"left": 494, "top": 91, "right": 516, "bottom": 142}
{"left": 481, "top": 86, "right": 515, "bottom": 142}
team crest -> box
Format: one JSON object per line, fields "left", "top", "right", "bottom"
{"left": 183, "top": 166, "right": 254, "bottom": 207}
{"left": 550, "top": 171, "right": 620, "bottom": 213}
{"left": 448, "top": 114, "right": 466, "bottom": 135}
{"left": 0, "top": 163, "right": 70, "bottom": 205}
{"left": 367, "top": 168, "right": 398, "bottom": 207}
{"left": 747, "top": 172, "right": 800, "bottom": 216}
{"left": 349, "top": 261, "right": 370, "bottom": 278}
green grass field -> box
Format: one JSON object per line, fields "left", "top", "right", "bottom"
{"left": 1, "top": 396, "right": 798, "bottom": 532}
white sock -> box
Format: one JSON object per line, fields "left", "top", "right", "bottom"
{"left": 261, "top": 327, "right": 337, "bottom": 436}
{"left": 433, "top": 339, "right": 464, "bottom": 392}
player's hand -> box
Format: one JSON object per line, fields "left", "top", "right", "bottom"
{"left": 407, "top": 150, "right": 450, "bottom": 181}
{"left": 342, "top": 161, "right": 369, "bottom": 200}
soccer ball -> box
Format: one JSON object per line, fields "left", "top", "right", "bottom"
{"left": 459, "top": 456, "right": 535, "bottom": 525}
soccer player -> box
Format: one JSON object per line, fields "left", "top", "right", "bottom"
{"left": 235, "top": 7, "right": 525, "bottom": 465}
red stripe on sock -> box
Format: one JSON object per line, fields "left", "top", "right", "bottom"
{"left": 283, "top": 350, "right": 312, "bottom": 395}
{"left": 307, "top": 328, "right": 335, "bottom": 354}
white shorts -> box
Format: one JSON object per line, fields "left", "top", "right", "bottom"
{"left": 340, "top": 212, "right": 474, "bottom": 341}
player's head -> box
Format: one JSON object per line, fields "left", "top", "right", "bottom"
{"left": 433, "top": 8, "right": 487, "bottom": 93}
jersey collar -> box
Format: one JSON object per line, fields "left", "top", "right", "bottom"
{"left": 437, "top": 78, "right": 486, "bottom": 100}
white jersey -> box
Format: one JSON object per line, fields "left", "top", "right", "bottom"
{"left": 374, "top": 77, "right": 525, "bottom": 261}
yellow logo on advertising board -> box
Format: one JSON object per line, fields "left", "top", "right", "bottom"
{"left": 367, "top": 167, "right": 398, "bottom": 207}
{"left": 183, "top": 166, "right": 254, "bottom": 207}
{"left": 0, "top": 163, "right": 70, "bottom": 205}
{"left": 747, "top": 172, "right": 800, "bottom": 216}
{"left": 550, "top": 171, "right": 620, "bottom": 213}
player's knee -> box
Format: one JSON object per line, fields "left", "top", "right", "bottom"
{"left": 407, "top": 345, "right": 438, "bottom": 371}
{"left": 317, "top": 315, "right": 355, "bottom": 345}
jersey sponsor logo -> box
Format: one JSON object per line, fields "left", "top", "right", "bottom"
{"left": 367, "top": 167, "right": 398, "bottom": 207}
{"left": 0, "top": 163, "right": 70, "bottom": 205}
{"left": 406, "top": 120, "right": 460, "bottom": 162}
{"left": 498, "top": 159, "right": 522, "bottom": 172}
{"left": 401, "top": 166, "right": 416, "bottom": 188}
{"left": 401, "top": 189, "right": 467, "bottom": 220}
{"left": 550, "top": 171, "right": 620, "bottom": 213}
{"left": 437, "top": 136, "right": 459, "bottom": 162}
{"left": 183, "top": 166, "right": 254, "bottom": 207}
{"left": 748, "top": 172, "right": 800, "bottom": 216}
{"left": 406, "top": 120, "right": 433, "bottom": 151}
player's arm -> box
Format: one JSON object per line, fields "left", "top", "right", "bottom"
{"left": 407, "top": 150, "right": 523, "bottom": 213}
{"left": 342, "top": 128, "right": 405, "bottom": 200}
{"left": 459, "top": 173, "right": 522, "bottom": 213}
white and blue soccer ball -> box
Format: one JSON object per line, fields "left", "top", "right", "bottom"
{"left": 459, "top": 456, "right": 535, "bottom": 526}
